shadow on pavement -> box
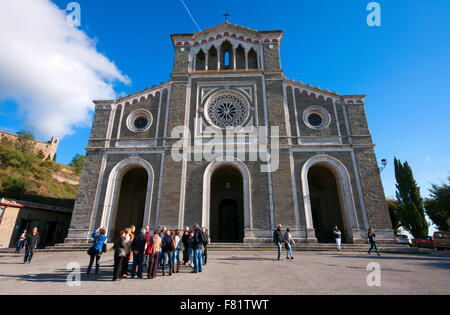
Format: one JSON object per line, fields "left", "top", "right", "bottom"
{"left": 330, "top": 254, "right": 450, "bottom": 270}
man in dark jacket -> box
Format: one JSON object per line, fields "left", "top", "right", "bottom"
{"left": 273, "top": 224, "right": 283, "bottom": 261}
{"left": 201, "top": 227, "right": 209, "bottom": 265}
{"left": 161, "top": 230, "right": 174, "bottom": 276}
{"left": 192, "top": 224, "right": 204, "bottom": 273}
{"left": 24, "top": 227, "right": 40, "bottom": 264}
{"left": 181, "top": 226, "right": 190, "bottom": 265}
{"left": 130, "top": 228, "right": 147, "bottom": 278}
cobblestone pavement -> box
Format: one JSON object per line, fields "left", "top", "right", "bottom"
{"left": 0, "top": 249, "right": 448, "bottom": 295}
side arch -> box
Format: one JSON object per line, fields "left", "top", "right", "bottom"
{"left": 301, "top": 155, "right": 361, "bottom": 242}
{"left": 100, "top": 157, "right": 155, "bottom": 239}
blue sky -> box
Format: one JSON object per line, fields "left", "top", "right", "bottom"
{"left": 0, "top": 0, "right": 449, "bottom": 207}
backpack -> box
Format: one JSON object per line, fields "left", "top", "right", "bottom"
{"left": 198, "top": 231, "right": 206, "bottom": 244}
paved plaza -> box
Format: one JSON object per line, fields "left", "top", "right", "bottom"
{"left": 0, "top": 249, "right": 448, "bottom": 295}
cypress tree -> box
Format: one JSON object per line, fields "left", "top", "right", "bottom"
{"left": 394, "top": 157, "right": 428, "bottom": 237}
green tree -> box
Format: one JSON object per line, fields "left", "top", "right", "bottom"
{"left": 15, "top": 130, "right": 35, "bottom": 154}
{"left": 70, "top": 154, "right": 85, "bottom": 174}
{"left": 424, "top": 176, "right": 450, "bottom": 231}
{"left": 394, "top": 157, "right": 428, "bottom": 237}
{"left": 386, "top": 198, "right": 402, "bottom": 234}
{"left": 0, "top": 176, "right": 24, "bottom": 199}
{"left": 16, "top": 130, "right": 35, "bottom": 140}
{"left": 53, "top": 153, "right": 57, "bottom": 161}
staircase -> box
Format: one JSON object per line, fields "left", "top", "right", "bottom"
{"left": 207, "top": 242, "right": 417, "bottom": 254}
{"left": 40, "top": 242, "right": 417, "bottom": 254}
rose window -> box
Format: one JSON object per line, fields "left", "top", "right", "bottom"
{"left": 206, "top": 93, "right": 249, "bottom": 128}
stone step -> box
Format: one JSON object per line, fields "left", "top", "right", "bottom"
{"left": 40, "top": 242, "right": 416, "bottom": 254}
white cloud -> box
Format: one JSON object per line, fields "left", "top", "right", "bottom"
{"left": 0, "top": 0, "right": 130, "bottom": 139}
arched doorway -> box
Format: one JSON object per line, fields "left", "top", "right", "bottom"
{"left": 110, "top": 167, "right": 148, "bottom": 238}
{"left": 210, "top": 165, "right": 244, "bottom": 242}
{"left": 307, "top": 165, "right": 346, "bottom": 243}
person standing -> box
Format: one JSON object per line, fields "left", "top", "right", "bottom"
{"left": 273, "top": 224, "right": 283, "bottom": 261}
{"left": 172, "top": 230, "right": 181, "bottom": 273}
{"left": 202, "top": 227, "right": 209, "bottom": 265}
{"left": 143, "top": 226, "right": 150, "bottom": 267}
{"left": 192, "top": 224, "right": 204, "bottom": 273}
{"left": 181, "top": 227, "right": 190, "bottom": 265}
{"left": 333, "top": 226, "right": 342, "bottom": 251}
{"left": 87, "top": 228, "right": 107, "bottom": 275}
{"left": 147, "top": 230, "right": 161, "bottom": 279}
{"left": 188, "top": 230, "right": 195, "bottom": 268}
{"left": 284, "top": 228, "right": 295, "bottom": 260}
{"left": 121, "top": 228, "right": 132, "bottom": 277}
{"left": 24, "top": 227, "right": 40, "bottom": 264}
{"left": 158, "top": 226, "right": 167, "bottom": 266}
{"left": 368, "top": 228, "right": 381, "bottom": 256}
{"left": 161, "top": 230, "right": 174, "bottom": 276}
{"left": 112, "top": 230, "right": 127, "bottom": 281}
{"left": 130, "top": 228, "right": 147, "bottom": 279}
{"left": 15, "top": 229, "right": 27, "bottom": 253}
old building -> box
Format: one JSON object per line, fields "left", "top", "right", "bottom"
{"left": 65, "top": 22, "right": 394, "bottom": 244}
{"left": 0, "top": 130, "right": 59, "bottom": 160}
{"left": 0, "top": 198, "right": 72, "bottom": 248}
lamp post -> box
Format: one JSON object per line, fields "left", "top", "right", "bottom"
{"left": 379, "top": 159, "right": 387, "bottom": 173}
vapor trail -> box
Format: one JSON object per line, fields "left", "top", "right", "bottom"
{"left": 179, "top": 0, "right": 202, "bottom": 32}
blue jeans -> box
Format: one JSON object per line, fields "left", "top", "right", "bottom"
{"left": 276, "top": 242, "right": 282, "bottom": 260}
{"left": 131, "top": 252, "right": 143, "bottom": 278}
{"left": 172, "top": 249, "right": 180, "bottom": 266}
{"left": 193, "top": 249, "right": 203, "bottom": 272}
{"left": 162, "top": 250, "right": 173, "bottom": 273}
{"left": 286, "top": 243, "right": 293, "bottom": 258}
{"left": 16, "top": 240, "right": 24, "bottom": 253}
{"left": 368, "top": 241, "right": 380, "bottom": 255}
{"left": 188, "top": 248, "right": 194, "bottom": 266}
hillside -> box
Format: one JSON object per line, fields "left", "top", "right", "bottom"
{"left": 0, "top": 138, "right": 80, "bottom": 208}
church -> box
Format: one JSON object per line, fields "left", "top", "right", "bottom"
{"left": 65, "top": 22, "right": 394, "bottom": 244}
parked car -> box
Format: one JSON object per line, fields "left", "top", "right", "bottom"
{"left": 396, "top": 234, "right": 412, "bottom": 246}
{"left": 433, "top": 232, "right": 450, "bottom": 250}
{"left": 413, "top": 236, "right": 435, "bottom": 249}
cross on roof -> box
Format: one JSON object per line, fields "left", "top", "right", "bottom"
{"left": 223, "top": 13, "right": 231, "bottom": 22}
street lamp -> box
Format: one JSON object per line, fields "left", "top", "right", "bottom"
{"left": 379, "top": 159, "right": 387, "bottom": 173}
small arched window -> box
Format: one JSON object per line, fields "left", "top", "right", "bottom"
{"left": 208, "top": 46, "right": 218, "bottom": 70}
{"left": 248, "top": 48, "right": 258, "bottom": 69}
{"left": 236, "top": 45, "right": 246, "bottom": 69}
{"left": 196, "top": 50, "right": 206, "bottom": 70}
{"left": 220, "top": 40, "right": 233, "bottom": 70}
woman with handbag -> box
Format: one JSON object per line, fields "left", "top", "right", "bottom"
{"left": 113, "top": 230, "right": 127, "bottom": 281}
{"left": 147, "top": 229, "right": 161, "bottom": 279}
{"left": 161, "top": 230, "right": 174, "bottom": 276}
{"left": 87, "top": 228, "right": 107, "bottom": 275}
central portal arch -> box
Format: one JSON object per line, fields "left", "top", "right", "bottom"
{"left": 202, "top": 157, "right": 252, "bottom": 243}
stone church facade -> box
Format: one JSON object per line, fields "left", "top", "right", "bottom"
{"left": 65, "top": 22, "right": 394, "bottom": 244}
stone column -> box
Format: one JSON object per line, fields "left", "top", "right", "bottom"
{"left": 245, "top": 50, "right": 248, "bottom": 70}
{"left": 217, "top": 47, "right": 221, "bottom": 70}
